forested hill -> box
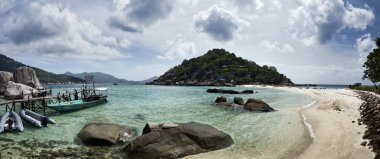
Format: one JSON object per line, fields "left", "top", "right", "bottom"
{"left": 0, "top": 54, "right": 84, "bottom": 84}
{"left": 148, "top": 49, "right": 293, "bottom": 86}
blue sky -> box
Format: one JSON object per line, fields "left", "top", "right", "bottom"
{"left": 0, "top": 0, "right": 379, "bottom": 84}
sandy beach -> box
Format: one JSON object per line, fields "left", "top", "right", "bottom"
{"left": 271, "top": 87, "right": 375, "bottom": 159}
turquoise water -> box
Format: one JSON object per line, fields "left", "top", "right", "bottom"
{"left": 1, "top": 85, "right": 314, "bottom": 158}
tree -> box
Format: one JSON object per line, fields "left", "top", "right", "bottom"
{"left": 363, "top": 38, "right": 380, "bottom": 89}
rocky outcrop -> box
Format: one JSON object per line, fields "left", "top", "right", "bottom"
{"left": 214, "top": 97, "right": 274, "bottom": 112}
{"left": 241, "top": 90, "right": 254, "bottom": 94}
{"left": 356, "top": 91, "right": 380, "bottom": 158}
{"left": 4, "top": 81, "right": 39, "bottom": 99}
{"left": 77, "top": 123, "right": 137, "bottom": 146}
{"left": 244, "top": 98, "right": 274, "bottom": 112}
{"left": 14, "top": 67, "right": 43, "bottom": 89}
{"left": 207, "top": 89, "right": 254, "bottom": 94}
{"left": 0, "top": 71, "right": 13, "bottom": 94}
{"left": 233, "top": 97, "right": 244, "bottom": 105}
{"left": 124, "top": 122, "right": 234, "bottom": 159}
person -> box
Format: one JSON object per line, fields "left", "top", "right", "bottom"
{"left": 74, "top": 89, "right": 79, "bottom": 100}
{"left": 7, "top": 117, "right": 14, "bottom": 130}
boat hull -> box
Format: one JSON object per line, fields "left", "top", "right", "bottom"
{"left": 20, "top": 110, "right": 42, "bottom": 128}
{"left": 47, "top": 98, "right": 107, "bottom": 112}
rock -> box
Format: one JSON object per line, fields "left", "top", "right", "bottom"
{"left": 207, "top": 89, "right": 240, "bottom": 94}
{"left": 244, "top": 98, "right": 274, "bottom": 112}
{"left": 4, "top": 81, "right": 39, "bottom": 99}
{"left": 207, "top": 89, "right": 223, "bottom": 93}
{"left": 124, "top": 122, "right": 234, "bottom": 159}
{"left": 233, "top": 97, "right": 244, "bottom": 105}
{"left": 77, "top": 123, "right": 137, "bottom": 146}
{"left": 142, "top": 122, "right": 180, "bottom": 135}
{"left": 241, "top": 90, "right": 254, "bottom": 94}
{"left": 14, "top": 67, "right": 43, "bottom": 89}
{"left": 0, "top": 71, "right": 13, "bottom": 94}
{"left": 215, "top": 96, "right": 227, "bottom": 103}
{"left": 221, "top": 90, "right": 240, "bottom": 94}
{"left": 361, "top": 141, "right": 367, "bottom": 146}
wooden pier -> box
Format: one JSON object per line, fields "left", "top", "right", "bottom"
{"left": 0, "top": 87, "right": 100, "bottom": 114}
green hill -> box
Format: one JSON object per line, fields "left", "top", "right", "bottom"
{"left": 148, "top": 49, "right": 293, "bottom": 86}
{"left": 0, "top": 54, "right": 84, "bottom": 84}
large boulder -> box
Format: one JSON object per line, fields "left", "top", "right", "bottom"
{"left": 215, "top": 96, "right": 227, "bottom": 103}
{"left": 77, "top": 123, "right": 137, "bottom": 146}
{"left": 4, "top": 81, "right": 39, "bottom": 99}
{"left": 244, "top": 98, "right": 274, "bottom": 112}
{"left": 233, "top": 97, "right": 244, "bottom": 105}
{"left": 14, "top": 67, "right": 43, "bottom": 89}
{"left": 124, "top": 122, "right": 234, "bottom": 159}
{"left": 0, "top": 71, "right": 13, "bottom": 94}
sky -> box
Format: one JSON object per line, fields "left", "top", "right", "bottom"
{"left": 0, "top": 0, "right": 379, "bottom": 84}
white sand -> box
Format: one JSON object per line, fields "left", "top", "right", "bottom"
{"left": 272, "top": 87, "right": 375, "bottom": 159}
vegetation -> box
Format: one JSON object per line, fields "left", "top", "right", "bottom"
{"left": 149, "top": 49, "right": 293, "bottom": 85}
{"left": 0, "top": 54, "right": 84, "bottom": 84}
{"left": 362, "top": 37, "right": 380, "bottom": 92}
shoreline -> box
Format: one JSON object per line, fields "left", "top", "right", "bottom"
{"left": 261, "top": 86, "right": 374, "bottom": 159}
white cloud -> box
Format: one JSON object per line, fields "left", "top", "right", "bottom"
{"left": 0, "top": 1, "right": 124, "bottom": 61}
{"left": 109, "top": 0, "right": 175, "bottom": 33}
{"left": 288, "top": 0, "right": 374, "bottom": 46}
{"left": 193, "top": 5, "right": 248, "bottom": 42}
{"left": 157, "top": 34, "right": 196, "bottom": 60}
{"left": 260, "top": 40, "right": 294, "bottom": 53}
{"left": 356, "top": 33, "right": 376, "bottom": 63}
{"left": 344, "top": 3, "right": 375, "bottom": 30}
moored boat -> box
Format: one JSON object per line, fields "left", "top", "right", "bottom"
{"left": 47, "top": 87, "right": 108, "bottom": 112}
{"left": 20, "top": 110, "right": 42, "bottom": 128}
{"left": 24, "top": 109, "right": 55, "bottom": 124}
{"left": 0, "top": 111, "right": 24, "bottom": 133}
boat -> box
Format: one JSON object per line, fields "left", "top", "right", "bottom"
{"left": 47, "top": 87, "right": 108, "bottom": 112}
{"left": 23, "top": 109, "right": 56, "bottom": 124}
{"left": 113, "top": 83, "right": 118, "bottom": 85}
{"left": 19, "top": 110, "right": 42, "bottom": 128}
{"left": 0, "top": 111, "right": 24, "bottom": 133}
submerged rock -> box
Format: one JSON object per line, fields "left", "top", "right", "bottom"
{"left": 77, "top": 123, "right": 137, "bottom": 146}
{"left": 124, "top": 122, "right": 234, "bottom": 159}
{"left": 244, "top": 98, "right": 274, "bottom": 112}
{"left": 14, "top": 67, "right": 43, "bottom": 89}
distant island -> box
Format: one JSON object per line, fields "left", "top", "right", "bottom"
{"left": 148, "top": 49, "right": 293, "bottom": 86}
{"left": 0, "top": 54, "right": 84, "bottom": 84}
{"left": 64, "top": 72, "right": 157, "bottom": 84}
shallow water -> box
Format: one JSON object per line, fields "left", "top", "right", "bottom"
{"left": 0, "top": 85, "right": 314, "bottom": 158}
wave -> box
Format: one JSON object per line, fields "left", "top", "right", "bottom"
{"left": 299, "top": 96, "right": 317, "bottom": 141}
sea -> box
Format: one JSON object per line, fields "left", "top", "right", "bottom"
{"left": 0, "top": 84, "right": 315, "bottom": 159}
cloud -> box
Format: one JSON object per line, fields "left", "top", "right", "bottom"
{"left": 288, "top": 0, "right": 374, "bottom": 45}
{"left": 260, "top": 40, "right": 294, "bottom": 53}
{"left": 356, "top": 33, "right": 376, "bottom": 63}
{"left": 232, "top": 0, "right": 264, "bottom": 10}
{"left": 0, "top": 1, "right": 124, "bottom": 60}
{"left": 157, "top": 34, "right": 196, "bottom": 60}
{"left": 193, "top": 5, "right": 248, "bottom": 42}
{"left": 109, "top": 0, "right": 174, "bottom": 33}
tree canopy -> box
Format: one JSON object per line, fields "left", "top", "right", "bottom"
{"left": 363, "top": 38, "right": 380, "bottom": 88}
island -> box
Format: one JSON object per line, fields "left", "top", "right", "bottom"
{"left": 147, "top": 49, "right": 293, "bottom": 86}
